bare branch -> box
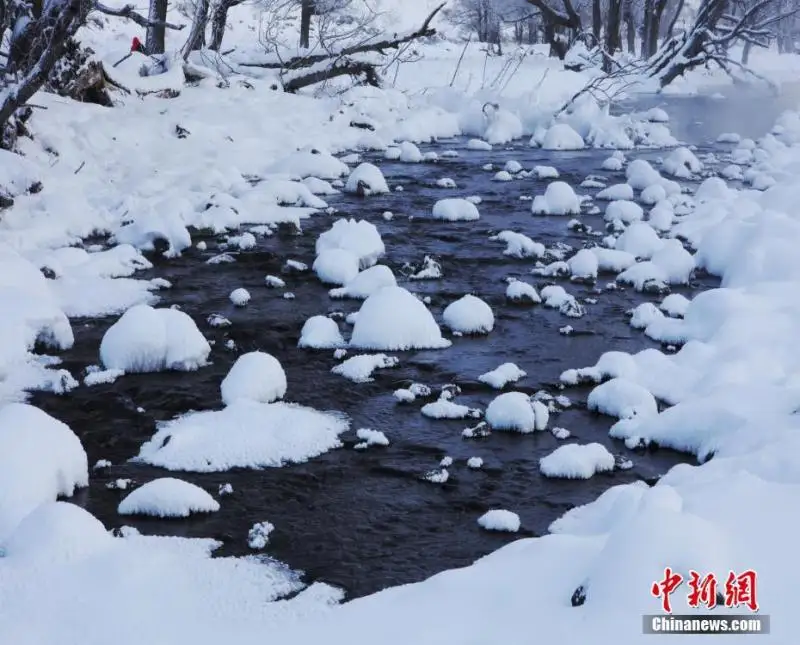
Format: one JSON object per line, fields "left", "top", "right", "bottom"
{"left": 94, "top": 2, "right": 185, "bottom": 30}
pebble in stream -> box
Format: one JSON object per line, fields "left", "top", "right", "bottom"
{"left": 35, "top": 130, "right": 722, "bottom": 599}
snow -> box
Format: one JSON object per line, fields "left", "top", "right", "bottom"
{"left": 505, "top": 279, "right": 541, "bottom": 303}
{"left": 567, "top": 249, "right": 599, "bottom": 280}
{"left": 99, "top": 305, "right": 210, "bottom": 374}
{"left": 660, "top": 293, "right": 691, "bottom": 317}
{"left": 344, "top": 163, "right": 389, "bottom": 195}
{"left": 316, "top": 219, "right": 385, "bottom": 269}
{"left": 485, "top": 391, "right": 546, "bottom": 433}
{"left": 587, "top": 378, "right": 659, "bottom": 420}
{"left": 421, "top": 393, "right": 481, "bottom": 420}
{"left": 442, "top": 294, "right": 494, "bottom": 334}
{"left": 467, "top": 139, "right": 492, "bottom": 151}
{"left": 614, "top": 221, "right": 663, "bottom": 259}
{"left": 596, "top": 183, "right": 634, "bottom": 201}
{"left": 247, "top": 521, "right": 275, "bottom": 549}
{"left": 532, "top": 165, "right": 559, "bottom": 179}
{"left": 477, "top": 510, "right": 520, "bottom": 533}
{"left": 355, "top": 428, "right": 389, "bottom": 447}
{"left": 350, "top": 286, "right": 451, "bottom": 350}
{"left": 663, "top": 147, "right": 703, "bottom": 178}
{"left": 118, "top": 478, "right": 220, "bottom": 518}
{"left": 0, "top": 404, "right": 88, "bottom": 541}
{"left": 466, "top": 456, "right": 483, "bottom": 469}
{"left": 591, "top": 247, "right": 637, "bottom": 272}
{"left": 313, "top": 248, "right": 361, "bottom": 286}
{"left": 604, "top": 200, "right": 644, "bottom": 224}
{"left": 540, "top": 123, "right": 584, "bottom": 150}
{"left": 329, "top": 265, "right": 396, "bottom": 300}
{"left": 298, "top": 316, "right": 345, "bottom": 349}
{"left": 532, "top": 181, "right": 581, "bottom": 215}
{"left": 136, "top": 401, "right": 349, "bottom": 472}
{"left": 490, "top": 230, "right": 544, "bottom": 258}
{"left": 539, "top": 443, "right": 615, "bottom": 479}
{"left": 220, "top": 352, "right": 287, "bottom": 406}
{"left": 230, "top": 288, "right": 251, "bottom": 306}
{"left": 398, "top": 141, "right": 423, "bottom": 163}
{"left": 479, "top": 363, "right": 526, "bottom": 389}
{"left": 331, "top": 354, "right": 398, "bottom": 383}
{"left": 431, "top": 198, "right": 480, "bottom": 222}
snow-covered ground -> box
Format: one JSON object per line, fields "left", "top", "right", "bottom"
{"left": 3, "top": 0, "right": 800, "bottom": 642}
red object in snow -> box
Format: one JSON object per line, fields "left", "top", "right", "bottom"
{"left": 130, "top": 37, "right": 144, "bottom": 53}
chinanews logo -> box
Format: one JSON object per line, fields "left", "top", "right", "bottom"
{"left": 642, "top": 569, "right": 770, "bottom": 635}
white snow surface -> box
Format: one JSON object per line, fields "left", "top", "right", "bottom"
{"left": 431, "top": 198, "right": 480, "bottom": 222}
{"left": 532, "top": 181, "right": 581, "bottom": 215}
{"left": 539, "top": 443, "right": 615, "bottom": 479}
{"left": 117, "top": 478, "right": 220, "bottom": 517}
{"left": 331, "top": 354, "right": 398, "bottom": 383}
{"left": 442, "top": 294, "right": 494, "bottom": 334}
{"left": 329, "top": 265, "right": 396, "bottom": 299}
{"left": 479, "top": 363, "right": 526, "bottom": 389}
{"left": 485, "top": 392, "right": 547, "bottom": 433}
{"left": 220, "top": 352, "right": 287, "bottom": 406}
{"left": 350, "top": 287, "right": 451, "bottom": 350}
{"left": 477, "top": 510, "right": 521, "bottom": 533}
{"left": 316, "top": 219, "right": 385, "bottom": 269}
{"left": 99, "top": 305, "right": 210, "bottom": 373}
{"left": 298, "top": 316, "right": 345, "bottom": 349}
{"left": 136, "top": 401, "right": 349, "bottom": 472}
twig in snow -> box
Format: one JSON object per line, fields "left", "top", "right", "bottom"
{"left": 74, "top": 161, "right": 86, "bottom": 174}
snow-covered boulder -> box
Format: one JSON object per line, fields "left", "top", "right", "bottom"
{"left": 344, "top": 163, "right": 389, "bottom": 195}
{"left": 316, "top": 219, "right": 385, "bottom": 269}
{"left": 615, "top": 221, "right": 663, "bottom": 259}
{"left": 604, "top": 200, "right": 644, "bottom": 224}
{"left": 539, "top": 443, "right": 615, "bottom": 479}
{"left": 442, "top": 295, "right": 494, "bottom": 334}
{"left": 99, "top": 305, "right": 210, "bottom": 373}
{"left": 220, "top": 351, "right": 287, "bottom": 406}
{"left": 350, "top": 287, "right": 451, "bottom": 350}
{"left": 587, "top": 378, "right": 658, "bottom": 419}
{"left": 117, "top": 478, "right": 220, "bottom": 517}
{"left": 477, "top": 509, "right": 520, "bottom": 532}
{"left": 485, "top": 391, "right": 547, "bottom": 432}
{"left": 490, "top": 231, "right": 544, "bottom": 258}
{"left": 432, "top": 198, "right": 480, "bottom": 222}
{"left": 506, "top": 280, "right": 541, "bottom": 303}
{"left": 541, "top": 123, "right": 584, "bottom": 150}
{"left": 532, "top": 182, "right": 581, "bottom": 215}
{"left": 313, "top": 249, "right": 360, "bottom": 286}
{"left": 331, "top": 354, "right": 398, "bottom": 383}
{"left": 329, "top": 265, "right": 397, "bottom": 299}
{"left": 568, "top": 249, "right": 599, "bottom": 280}
{"left": 298, "top": 316, "right": 345, "bottom": 349}
{"left": 479, "top": 363, "right": 526, "bottom": 389}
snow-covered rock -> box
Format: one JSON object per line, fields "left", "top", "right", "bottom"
{"left": 298, "top": 316, "right": 345, "bottom": 349}
{"left": 541, "top": 123, "right": 584, "bottom": 150}
{"left": 118, "top": 478, "right": 220, "bottom": 517}
{"left": 479, "top": 363, "right": 526, "bottom": 389}
{"left": 442, "top": 295, "right": 494, "bottom": 334}
{"left": 344, "top": 163, "right": 389, "bottom": 195}
{"left": 99, "top": 305, "right": 210, "bottom": 373}
{"left": 532, "top": 182, "right": 581, "bottom": 215}
{"left": 316, "top": 219, "right": 385, "bottom": 269}
{"left": 331, "top": 354, "right": 398, "bottom": 383}
{"left": 539, "top": 443, "right": 615, "bottom": 479}
{"left": 485, "top": 392, "right": 546, "bottom": 433}
{"left": 329, "top": 265, "right": 396, "bottom": 299}
{"left": 432, "top": 198, "right": 480, "bottom": 222}
{"left": 313, "top": 248, "right": 360, "bottom": 286}
{"left": 220, "top": 351, "right": 287, "bottom": 406}
{"left": 477, "top": 509, "right": 520, "bottom": 532}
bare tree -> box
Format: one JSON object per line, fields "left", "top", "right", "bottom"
{"left": 209, "top": 0, "right": 243, "bottom": 50}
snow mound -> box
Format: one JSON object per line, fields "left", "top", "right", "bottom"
{"left": 442, "top": 295, "right": 494, "bottom": 334}
{"left": 344, "top": 163, "right": 389, "bottom": 195}
{"left": 533, "top": 165, "right": 559, "bottom": 179}
{"left": 615, "top": 221, "right": 663, "bottom": 259}
{"left": 591, "top": 248, "right": 637, "bottom": 272}
{"left": 118, "top": 478, "right": 220, "bottom": 518}
{"left": 1, "top": 501, "right": 109, "bottom": 563}
{"left": 316, "top": 219, "right": 385, "bottom": 268}
{"left": 532, "top": 182, "right": 581, "bottom": 215}
{"left": 432, "top": 198, "right": 480, "bottom": 222}
{"left": 136, "top": 401, "right": 349, "bottom": 472}
{"left": 663, "top": 147, "right": 702, "bottom": 178}
{"left": 588, "top": 378, "right": 658, "bottom": 420}
{"left": 421, "top": 393, "right": 481, "bottom": 420}
{"left": 329, "top": 265, "right": 396, "bottom": 299}
{"left": 350, "top": 286, "right": 451, "bottom": 350}
{"left": 479, "top": 363, "right": 526, "bottom": 389}
{"left": 539, "top": 443, "right": 615, "bottom": 479}
{"left": 298, "top": 316, "right": 345, "bottom": 349}
{"left": 660, "top": 293, "right": 690, "bottom": 317}
{"left": 230, "top": 288, "right": 250, "bottom": 306}
{"left": 604, "top": 200, "right": 644, "bottom": 224}
{"left": 331, "top": 354, "right": 398, "bottom": 383}
{"left": 477, "top": 510, "right": 520, "bottom": 532}
{"left": 490, "top": 230, "right": 544, "bottom": 258}
{"left": 541, "top": 123, "right": 584, "bottom": 150}
{"left": 506, "top": 279, "right": 541, "bottom": 303}
{"left": 399, "top": 141, "right": 423, "bottom": 163}
{"left": 0, "top": 404, "right": 88, "bottom": 541}
{"left": 268, "top": 149, "right": 350, "bottom": 180}
{"left": 99, "top": 305, "right": 210, "bottom": 373}
{"left": 220, "top": 351, "right": 287, "bottom": 406}
{"left": 313, "top": 249, "right": 360, "bottom": 286}
{"left": 626, "top": 159, "right": 663, "bottom": 190}
{"left": 596, "top": 184, "right": 634, "bottom": 201}
{"left": 485, "top": 392, "right": 547, "bottom": 433}
{"left": 568, "top": 249, "right": 599, "bottom": 280}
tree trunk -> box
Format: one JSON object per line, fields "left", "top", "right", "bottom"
{"left": 644, "top": 0, "right": 668, "bottom": 57}
{"left": 592, "top": 0, "right": 602, "bottom": 43}
{"left": 146, "top": 0, "right": 168, "bottom": 54}
{"left": 742, "top": 39, "right": 752, "bottom": 63}
{"left": 623, "top": 0, "right": 636, "bottom": 54}
{"left": 300, "top": 0, "right": 314, "bottom": 49}
{"left": 182, "top": 0, "right": 210, "bottom": 56}
{"left": 642, "top": 0, "right": 654, "bottom": 57}
{"left": 209, "top": 0, "right": 242, "bottom": 50}
{"left": 605, "top": 0, "right": 623, "bottom": 63}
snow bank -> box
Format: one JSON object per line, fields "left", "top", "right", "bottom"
{"left": 442, "top": 295, "right": 494, "bottom": 334}
{"left": 136, "top": 401, "right": 349, "bottom": 472}
{"left": 431, "top": 198, "right": 480, "bottom": 222}
{"left": 0, "top": 404, "right": 88, "bottom": 541}
{"left": 100, "top": 305, "right": 210, "bottom": 373}
{"left": 220, "top": 352, "right": 287, "bottom": 406}
{"left": 350, "top": 287, "right": 451, "bottom": 350}
{"left": 477, "top": 510, "right": 520, "bottom": 532}
{"left": 539, "top": 443, "right": 615, "bottom": 479}
{"left": 118, "top": 478, "right": 220, "bottom": 517}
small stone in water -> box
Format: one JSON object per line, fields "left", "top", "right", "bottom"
{"left": 225, "top": 339, "right": 236, "bottom": 350}
{"left": 93, "top": 459, "right": 112, "bottom": 470}
{"left": 551, "top": 427, "right": 571, "bottom": 439}
{"left": 247, "top": 521, "right": 275, "bottom": 549}
{"left": 383, "top": 211, "right": 394, "bottom": 220}
{"left": 423, "top": 468, "right": 449, "bottom": 484}
{"left": 196, "top": 241, "right": 207, "bottom": 251}
{"left": 467, "top": 456, "right": 483, "bottom": 469}
{"left": 107, "top": 478, "right": 131, "bottom": 490}
{"left": 440, "top": 456, "right": 453, "bottom": 467}
{"left": 333, "top": 349, "right": 347, "bottom": 359}
{"left": 283, "top": 292, "right": 295, "bottom": 299}
{"left": 559, "top": 325, "right": 574, "bottom": 335}
{"left": 208, "top": 313, "right": 231, "bottom": 327}
{"left": 219, "top": 483, "right": 233, "bottom": 496}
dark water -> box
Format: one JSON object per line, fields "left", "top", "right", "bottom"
{"left": 31, "top": 89, "right": 777, "bottom": 599}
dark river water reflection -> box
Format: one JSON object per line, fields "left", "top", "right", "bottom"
{"left": 32, "top": 85, "right": 795, "bottom": 598}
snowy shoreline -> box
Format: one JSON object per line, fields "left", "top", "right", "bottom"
{"left": 3, "top": 2, "right": 800, "bottom": 641}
